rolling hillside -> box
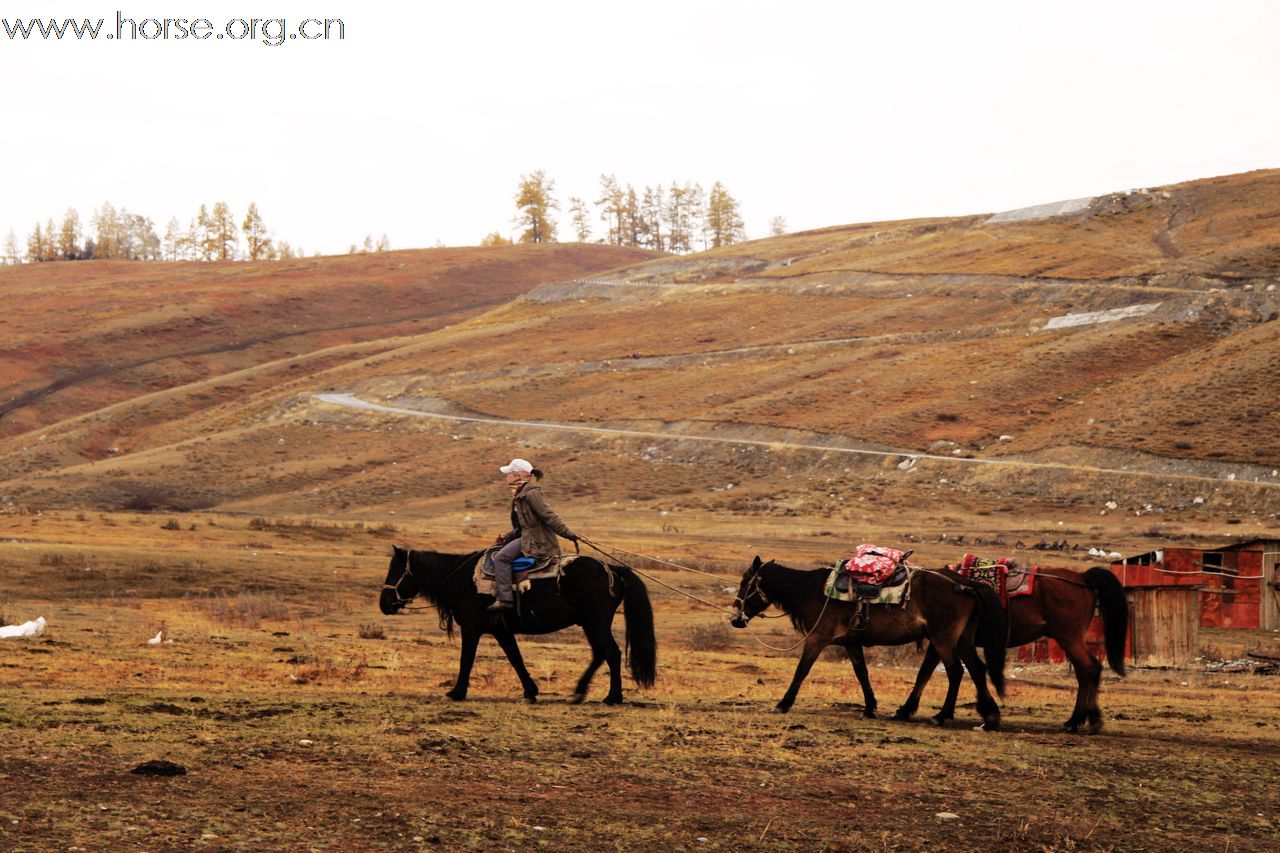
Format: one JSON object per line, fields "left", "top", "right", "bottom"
{"left": 2, "top": 171, "right": 1278, "bottom": 566}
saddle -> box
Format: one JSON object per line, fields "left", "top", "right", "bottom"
{"left": 824, "top": 564, "right": 911, "bottom": 605}
{"left": 948, "top": 554, "right": 1034, "bottom": 606}
{"left": 473, "top": 551, "right": 575, "bottom": 598}
{"left": 823, "top": 545, "right": 913, "bottom": 632}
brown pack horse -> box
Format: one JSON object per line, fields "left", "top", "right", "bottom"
{"left": 896, "top": 566, "right": 1128, "bottom": 733}
{"left": 730, "top": 556, "right": 1010, "bottom": 730}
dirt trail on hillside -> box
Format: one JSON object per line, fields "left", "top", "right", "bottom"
{"left": 313, "top": 393, "right": 1279, "bottom": 492}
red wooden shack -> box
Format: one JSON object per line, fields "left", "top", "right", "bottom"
{"left": 1016, "top": 539, "right": 1278, "bottom": 666}
{"left": 1112, "top": 539, "right": 1279, "bottom": 631}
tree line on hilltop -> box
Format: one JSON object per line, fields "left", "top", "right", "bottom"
{"left": 490, "top": 171, "right": 786, "bottom": 251}
{"left": 2, "top": 176, "right": 788, "bottom": 265}
{"left": 0, "top": 203, "right": 392, "bottom": 265}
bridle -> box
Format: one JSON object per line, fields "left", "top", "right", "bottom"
{"left": 733, "top": 568, "right": 769, "bottom": 624}
{"left": 382, "top": 549, "right": 488, "bottom": 613}
{"left": 382, "top": 549, "right": 419, "bottom": 610}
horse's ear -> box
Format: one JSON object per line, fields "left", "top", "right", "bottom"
{"left": 391, "top": 544, "right": 404, "bottom": 556}
{"left": 751, "top": 555, "right": 762, "bottom": 570}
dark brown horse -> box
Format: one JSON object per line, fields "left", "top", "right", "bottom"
{"left": 730, "top": 556, "right": 1009, "bottom": 730}
{"left": 380, "top": 546, "right": 656, "bottom": 705}
{"left": 896, "top": 566, "right": 1128, "bottom": 733}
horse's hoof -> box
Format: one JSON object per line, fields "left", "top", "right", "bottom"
{"left": 981, "top": 718, "right": 1001, "bottom": 732}
{"left": 445, "top": 690, "right": 467, "bottom": 702}
{"left": 523, "top": 695, "right": 537, "bottom": 704}
{"left": 602, "top": 695, "right": 624, "bottom": 706}
{"left": 891, "top": 708, "right": 913, "bottom": 722}
{"left": 770, "top": 705, "right": 791, "bottom": 714}
{"left": 863, "top": 707, "right": 877, "bottom": 719}
{"left": 569, "top": 693, "right": 586, "bottom": 705}
{"left": 928, "top": 715, "right": 949, "bottom": 727}
{"left": 1062, "top": 719, "right": 1081, "bottom": 733}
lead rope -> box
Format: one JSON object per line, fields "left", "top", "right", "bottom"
{"left": 579, "top": 539, "right": 826, "bottom": 651}
{"left": 582, "top": 538, "right": 743, "bottom": 583}
{"left": 581, "top": 537, "right": 790, "bottom": 619}
{"left": 579, "top": 539, "right": 739, "bottom": 617}
{"left": 741, "top": 591, "right": 834, "bottom": 652}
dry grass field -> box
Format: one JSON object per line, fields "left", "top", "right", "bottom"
{"left": 2, "top": 512, "right": 1279, "bottom": 851}
{"left": 3, "top": 172, "right": 1280, "bottom": 849}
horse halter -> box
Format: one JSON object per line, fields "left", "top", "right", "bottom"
{"left": 733, "top": 570, "right": 769, "bottom": 624}
{"left": 383, "top": 549, "right": 418, "bottom": 609}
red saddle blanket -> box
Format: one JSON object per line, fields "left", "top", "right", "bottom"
{"left": 948, "top": 554, "right": 1034, "bottom": 606}
{"left": 841, "top": 544, "right": 909, "bottom": 585}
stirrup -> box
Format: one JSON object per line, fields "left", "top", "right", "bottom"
{"left": 486, "top": 600, "right": 514, "bottom": 612}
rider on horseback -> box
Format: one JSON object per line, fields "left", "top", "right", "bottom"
{"left": 488, "top": 458, "right": 579, "bottom": 612}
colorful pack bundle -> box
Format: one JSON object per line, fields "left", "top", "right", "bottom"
{"left": 842, "top": 544, "right": 909, "bottom": 585}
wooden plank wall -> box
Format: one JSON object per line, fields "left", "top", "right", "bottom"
{"left": 1129, "top": 587, "right": 1200, "bottom": 665}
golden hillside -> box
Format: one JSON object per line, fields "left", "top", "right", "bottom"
{"left": 2, "top": 172, "right": 1278, "bottom": 566}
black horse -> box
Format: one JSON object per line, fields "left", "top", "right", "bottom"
{"left": 379, "top": 546, "right": 656, "bottom": 704}
{"left": 730, "top": 556, "right": 1008, "bottom": 730}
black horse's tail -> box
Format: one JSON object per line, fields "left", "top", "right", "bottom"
{"left": 617, "top": 565, "right": 657, "bottom": 688}
{"left": 1084, "top": 567, "right": 1128, "bottom": 677}
{"left": 969, "top": 582, "right": 1009, "bottom": 698}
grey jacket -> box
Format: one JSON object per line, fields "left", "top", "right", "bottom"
{"left": 502, "top": 482, "right": 577, "bottom": 558}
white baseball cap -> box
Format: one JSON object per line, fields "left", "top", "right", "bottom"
{"left": 500, "top": 458, "right": 533, "bottom": 474}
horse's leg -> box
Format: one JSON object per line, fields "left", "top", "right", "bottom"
{"left": 893, "top": 643, "right": 939, "bottom": 721}
{"left": 491, "top": 627, "right": 539, "bottom": 703}
{"left": 446, "top": 626, "right": 481, "bottom": 701}
{"left": 773, "top": 633, "right": 829, "bottom": 714}
{"left": 600, "top": 629, "right": 625, "bottom": 706}
{"left": 956, "top": 640, "right": 1001, "bottom": 731}
{"left": 570, "top": 646, "right": 604, "bottom": 705}
{"left": 926, "top": 634, "right": 967, "bottom": 727}
{"left": 931, "top": 658, "right": 965, "bottom": 726}
{"left": 578, "top": 616, "right": 625, "bottom": 705}
{"left": 1059, "top": 636, "right": 1104, "bottom": 734}
{"left": 846, "top": 644, "right": 877, "bottom": 718}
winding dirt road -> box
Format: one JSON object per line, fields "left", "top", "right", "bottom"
{"left": 313, "top": 393, "right": 1278, "bottom": 490}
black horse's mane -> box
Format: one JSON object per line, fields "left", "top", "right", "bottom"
{"left": 408, "top": 549, "right": 484, "bottom": 639}
{"left": 758, "top": 560, "right": 831, "bottom": 634}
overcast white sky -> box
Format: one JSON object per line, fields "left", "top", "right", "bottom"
{"left": 3, "top": 0, "right": 1278, "bottom": 256}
